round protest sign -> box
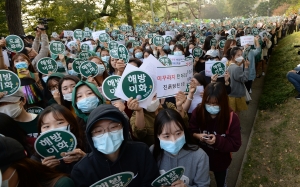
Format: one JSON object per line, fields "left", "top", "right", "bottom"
{"left": 192, "top": 47, "right": 203, "bottom": 58}
{"left": 219, "top": 39, "right": 226, "bottom": 49}
{"left": 164, "top": 36, "right": 172, "bottom": 44}
{"left": 80, "top": 43, "right": 90, "bottom": 51}
{"left": 26, "top": 107, "right": 44, "bottom": 114}
{"left": 210, "top": 38, "right": 217, "bottom": 47}
{"left": 119, "top": 25, "right": 127, "bottom": 32}
{"left": 185, "top": 33, "right": 190, "bottom": 39}
{"left": 195, "top": 33, "right": 201, "bottom": 39}
{"left": 79, "top": 51, "right": 92, "bottom": 60}
{"left": 151, "top": 166, "right": 185, "bottom": 187}
{"left": 0, "top": 70, "right": 20, "bottom": 96}
{"left": 101, "top": 75, "right": 121, "bottom": 100}
{"left": 227, "top": 35, "right": 234, "bottom": 40}
{"left": 153, "top": 35, "right": 165, "bottom": 46}
{"left": 79, "top": 61, "right": 99, "bottom": 78}
{"left": 5, "top": 35, "right": 24, "bottom": 53}
{"left": 34, "top": 129, "right": 77, "bottom": 159}
{"left": 181, "top": 41, "right": 188, "bottom": 48}
{"left": 211, "top": 61, "right": 226, "bottom": 76}
{"left": 199, "top": 36, "right": 206, "bottom": 44}
{"left": 89, "top": 172, "right": 134, "bottom": 187}
{"left": 111, "top": 30, "right": 118, "bottom": 37}
{"left": 117, "top": 34, "right": 125, "bottom": 41}
{"left": 72, "top": 58, "right": 85, "bottom": 73}
{"left": 252, "top": 28, "right": 259, "bottom": 35}
{"left": 110, "top": 49, "right": 119, "bottom": 59}
{"left": 122, "top": 70, "right": 154, "bottom": 101}
{"left": 37, "top": 57, "right": 58, "bottom": 75}
{"left": 84, "top": 30, "right": 92, "bottom": 39}
{"left": 159, "top": 57, "right": 172, "bottom": 66}
{"left": 99, "top": 33, "right": 110, "bottom": 43}
{"left": 49, "top": 41, "right": 65, "bottom": 55}
{"left": 108, "top": 41, "right": 119, "bottom": 50}
{"left": 132, "top": 41, "right": 141, "bottom": 47}
{"left": 73, "top": 29, "right": 84, "bottom": 40}
{"left": 117, "top": 44, "right": 129, "bottom": 63}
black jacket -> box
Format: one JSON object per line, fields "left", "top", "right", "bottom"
{"left": 71, "top": 104, "right": 159, "bottom": 187}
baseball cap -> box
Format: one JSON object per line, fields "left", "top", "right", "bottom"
{"left": 0, "top": 89, "right": 24, "bottom": 103}
{"left": 205, "top": 49, "right": 219, "bottom": 58}
{"left": 0, "top": 136, "right": 26, "bottom": 172}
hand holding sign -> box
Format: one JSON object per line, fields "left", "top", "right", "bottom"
{"left": 116, "top": 59, "right": 126, "bottom": 75}
{"left": 61, "top": 148, "right": 86, "bottom": 164}
{"left": 127, "top": 97, "right": 142, "bottom": 111}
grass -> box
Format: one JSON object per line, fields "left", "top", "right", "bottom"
{"left": 258, "top": 32, "right": 300, "bottom": 110}
{"left": 239, "top": 32, "right": 300, "bottom": 187}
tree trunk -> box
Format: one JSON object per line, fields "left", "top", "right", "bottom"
{"left": 5, "top": 0, "right": 25, "bottom": 35}
{"left": 125, "top": 0, "right": 134, "bottom": 27}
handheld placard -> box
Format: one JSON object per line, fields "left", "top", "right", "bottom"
{"left": 151, "top": 166, "right": 185, "bottom": 187}
{"left": 89, "top": 172, "right": 134, "bottom": 187}
{"left": 0, "top": 70, "right": 21, "bottom": 96}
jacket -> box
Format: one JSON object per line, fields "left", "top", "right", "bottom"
{"left": 246, "top": 46, "right": 261, "bottom": 81}
{"left": 71, "top": 104, "right": 160, "bottom": 187}
{"left": 227, "top": 63, "right": 249, "bottom": 97}
{"left": 189, "top": 110, "right": 241, "bottom": 172}
{"left": 149, "top": 145, "right": 210, "bottom": 187}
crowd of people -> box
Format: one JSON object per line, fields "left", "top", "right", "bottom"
{"left": 0, "top": 13, "right": 298, "bottom": 187}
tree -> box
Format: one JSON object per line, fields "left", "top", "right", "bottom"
{"left": 255, "top": 2, "right": 270, "bottom": 16}
{"left": 0, "top": 1, "right": 9, "bottom": 37}
{"left": 125, "top": 0, "right": 134, "bottom": 26}
{"left": 5, "top": 0, "right": 24, "bottom": 35}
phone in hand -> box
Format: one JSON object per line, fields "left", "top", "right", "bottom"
{"left": 203, "top": 136, "right": 211, "bottom": 140}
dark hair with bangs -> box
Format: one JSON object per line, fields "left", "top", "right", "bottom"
{"left": 152, "top": 109, "right": 198, "bottom": 162}
{"left": 58, "top": 75, "right": 80, "bottom": 108}
{"left": 195, "top": 82, "right": 230, "bottom": 134}
{"left": 37, "top": 104, "right": 86, "bottom": 151}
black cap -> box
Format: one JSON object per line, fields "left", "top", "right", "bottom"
{"left": 0, "top": 136, "right": 26, "bottom": 172}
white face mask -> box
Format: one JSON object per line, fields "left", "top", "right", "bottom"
{"left": 235, "top": 56, "right": 244, "bottom": 63}
{"left": 92, "top": 129, "right": 124, "bottom": 154}
{"left": 189, "top": 49, "right": 193, "bottom": 54}
{"left": 97, "top": 64, "right": 105, "bottom": 76}
{"left": 0, "top": 102, "right": 22, "bottom": 119}
{"left": 51, "top": 89, "right": 58, "bottom": 96}
{"left": 170, "top": 45, "right": 175, "bottom": 51}
{"left": 146, "top": 99, "right": 160, "bottom": 112}
{"left": 42, "top": 76, "right": 48, "bottom": 83}
{"left": 1, "top": 169, "right": 17, "bottom": 187}
{"left": 63, "top": 93, "right": 72, "bottom": 101}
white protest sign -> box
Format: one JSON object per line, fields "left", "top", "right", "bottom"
{"left": 116, "top": 40, "right": 125, "bottom": 45}
{"left": 188, "top": 86, "right": 203, "bottom": 113}
{"left": 92, "top": 30, "right": 106, "bottom": 41}
{"left": 128, "top": 37, "right": 135, "bottom": 41}
{"left": 64, "top": 30, "right": 74, "bottom": 37}
{"left": 205, "top": 60, "right": 226, "bottom": 77}
{"left": 240, "top": 36, "right": 254, "bottom": 46}
{"left": 168, "top": 55, "right": 185, "bottom": 66}
{"left": 165, "top": 31, "right": 175, "bottom": 38}
{"left": 156, "top": 65, "right": 188, "bottom": 98}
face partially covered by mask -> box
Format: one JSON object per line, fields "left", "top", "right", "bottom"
{"left": 146, "top": 99, "right": 160, "bottom": 112}
{"left": 205, "top": 104, "right": 220, "bottom": 115}
{"left": 159, "top": 134, "right": 186, "bottom": 155}
{"left": 0, "top": 102, "right": 23, "bottom": 119}
{"left": 76, "top": 96, "right": 99, "bottom": 113}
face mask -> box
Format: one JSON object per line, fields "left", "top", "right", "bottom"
{"left": 146, "top": 99, "right": 160, "bottom": 112}
{"left": 1, "top": 169, "right": 17, "bottom": 187}
{"left": 15, "top": 61, "right": 28, "bottom": 69}
{"left": 96, "top": 52, "right": 101, "bottom": 57}
{"left": 174, "top": 51, "right": 183, "bottom": 56}
{"left": 63, "top": 93, "right": 72, "bottom": 101}
{"left": 151, "top": 45, "right": 155, "bottom": 50}
{"left": 42, "top": 76, "right": 48, "bottom": 83}
{"left": 67, "top": 69, "right": 78, "bottom": 76}
{"left": 146, "top": 46, "right": 150, "bottom": 49}
{"left": 153, "top": 50, "right": 158, "bottom": 57}
{"left": 63, "top": 51, "right": 69, "bottom": 56}
{"left": 135, "top": 52, "right": 143, "bottom": 59}
{"left": 189, "top": 49, "right": 193, "bottom": 54}
{"left": 51, "top": 89, "right": 58, "bottom": 96}
{"left": 205, "top": 104, "right": 220, "bottom": 115}
{"left": 57, "top": 61, "right": 64, "bottom": 68}
{"left": 92, "top": 128, "right": 124, "bottom": 154}
{"left": 76, "top": 96, "right": 99, "bottom": 113}
{"left": 97, "top": 64, "right": 105, "bottom": 76}
{"left": 101, "top": 56, "right": 110, "bottom": 62}
{"left": 235, "top": 56, "right": 244, "bottom": 63}
{"left": 170, "top": 45, "right": 175, "bottom": 51}
{"left": 163, "top": 45, "right": 170, "bottom": 50}
{"left": 0, "top": 102, "right": 22, "bottom": 119}
{"left": 159, "top": 134, "right": 186, "bottom": 155}
{"left": 129, "top": 48, "right": 134, "bottom": 53}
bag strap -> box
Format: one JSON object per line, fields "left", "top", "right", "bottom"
{"left": 226, "top": 111, "right": 234, "bottom": 134}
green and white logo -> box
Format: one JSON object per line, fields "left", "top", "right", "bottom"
{"left": 117, "top": 44, "right": 129, "bottom": 63}
{"left": 210, "top": 38, "right": 217, "bottom": 47}
{"left": 73, "top": 29, "right": 84, "bottom": 41}
{"left": 117, "top": 34, "right": 125, "bottom": 41}
{"left": 159, "top": 57, "right": 172, "bottom": 66}
{"left": 5, "top": 35, "right": 24, "bottom": 53}
{"left": 219, "top": 39, "right": 226, "bottom": 49}
{"left": 89, "top": 172, "right": 134, "bottom": 187}
{"left": 99, "top": 33, "right": 110, "bottom": 43}
{"left": 151, "top": 167, "right": 185, "bottom": 187}
{"left": 108, "top": 41, "right": 119, "bottom": 50}
{"left": 211, "top": 61, "right": 226, "bottom": 76}
{"left": 0, "top": 70, "right": 20, "bottom": 96}
{"left": 37, "top": 57, "right": 58, "bottom": 75}
{"left": 164, "top": 36, "right": 172, "bottom": 44}
{"left": 72, "top": 59, "right": 85, "bottom": 73}
{"left": 79, "top": 61, "right": 99, "bottom": 78}
{"left": 192, "top": 47, "right": 203, "bottom": 58}
{"left": 101, "top": 75, "right": 121, "bottom": 100}
{"left": 80, "top": 43, "right": 90, "bottom": 52}
{"left": 49, "top": 41, "right": 65, "bottom": 55}
{"left": 26, "top": 107, "right": 44, "bottom": 114}
{"left": 79, "top": 51, "right": 92, "bottom": 60}
{"left": 153, "top": 35, "right": 165, "bottom": 46}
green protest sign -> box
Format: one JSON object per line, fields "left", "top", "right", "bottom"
{"left": 181, "top": 41, "right": 188, "bottom": 48}
{"left": 219, "top": 39, "right": 226, "bottom": 49}
{"left": 110, "top": 49, "right": 119, "bottom": 59}
{"left": 79, "top": 52, "right": 92, "bottom": 60}
{"left": 34, "top": 130, "right": 77, "bottom": 159}
{"left": 0, "top": 70, "right": 20, "bottom": 96}
{"left": 153, "top": 35, "right": 165, "bottom": 46}
{"left": 79, "top": 61, "right": 99, "bottom": 78}
{"left": 89, "top": 172, "right": 134, "bottom": 187}
{"left": 192, "top": 47, "right": 203, "bottom": 58}
{"left": 151, "top": 166, "right": 185, "bottom": 187}
{"left": 101, "top": 75, "right": 121, "bottom": 100}
{"left": 159, "top": 57, "right": 172, "bottom": 66}
{"left": 111, "top": 30, "right": 119, "bottom": 37}
{"left": 122, "top": 70, "right": 154, "bottom": 101}
{"left": 73, "top": 29, "right": 84, "bottom": 40}
{"left": 80, "top": 43, "right": 90, "bottom": 51}
{"left": 147, "top": 33, "right": 155, "bottom": 39}
{"left": 199, "top": 36, "right": 206, "bottom": 44}
{"left": 84, "top": 30, "right": 92, "bottom": 39}
{"left": 227, "top": 35, "right": 234, "bottom": 40}
{"left": 185, "top": 33, "right": 190, "bottom": 39}
{"left": 132, "top": 41, "right": 141, "bottom": 47}
{"left": 26, "top": 107, "right": 44, "bottom": 114}
{"left": 117, "top": 34, "right": 125, "bottom": 41}
{"left": 195, "top": 33, "right": 201, "bottom": 39}
{"left": 99, "top": 33, "right": 110, "bottom": 43}
{"left": 230, "top": 29, "right": 236, "bottom": 36}
{"left": 252, "top": 28, "right": 259, "bottom": 35}
{"left": 119, "top": 25, "right": 127, "bottom": 32}
{"left": 37, "top": 57, "right": 58, "bottom": 75}
{"left": 165, "top": 36, "right": 172, "bottom": 44}
{"left": 5, "top": 35, "right": 24, "bottom": 53}
{"left": 244, "top": 20, "right": 250, "bottom": 25}
{"left": 108, "top": 41, "right": 119, "bottom": 50}
{"left": 211, "top": 61, "right": 226, "bottom": 76}
{"left": 72, "top": 58, "right": 85, "bottom": 73}
{"left": 117, "top": 44, "right": 129, "bottom": 64}
{"left": 49, "top": 41, "right": 65, "bottom": 55}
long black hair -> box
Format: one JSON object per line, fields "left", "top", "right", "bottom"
{"left": 152, "top": 109, "right": 198, "bottom": 162}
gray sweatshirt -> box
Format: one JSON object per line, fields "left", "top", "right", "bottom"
{"left": 227, "top": 63, "right": 249, "bottom": 97}
{"left": 150, "top": 145, "right": 210, "bottom": 187}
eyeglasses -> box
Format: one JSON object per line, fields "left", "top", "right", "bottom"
{"left": 91, "top": 123, "right": 122, "bottom": 137}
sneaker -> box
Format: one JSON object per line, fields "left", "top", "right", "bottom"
{"left": 262, "top": 72, "right": 265, "bottom": 76}
{"left": 295, "top": 94, "right": 300, "bottom": 99}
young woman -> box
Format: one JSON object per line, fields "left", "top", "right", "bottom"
{"left": 100, "top": 49, "right": 110, "bottom": 68}
{"left": 227, "top": 47, "right": 250, "bottom": 114}
{"left": 151, "top": 109, "right": 210, "bottom": 187}
{"left": 189, "top": 82, "right": 241, "bottom": 187}
{"left": 45, "top": 73, "right": 65, "bottom": 106}
{"left": 108, "top": 57, "right": 119, "bottom": 75}
{"left": 32, "top": 104, "right": 87, "bottom": 174}
{"left": 173, "top": 44, "right": 185, "bottom": 56}
{"left": 143, "top": 49, "right": 153, "bottom": 59}
{"left": 87, "top": 56, "right": 109, "bottom": 87}
{"left": 221, "top": 39, "right": 237, "bottom": 64}
{"left": 133, "top": 46, "right": 144, "bottom": 61}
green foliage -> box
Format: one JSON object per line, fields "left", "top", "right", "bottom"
{"left": 0, "top": 1, "right": 9, "bottom": 36}
{"left": 255, "top": 2, "right": 270, "bottom": 17}
{"left": 227, "top": 0, "right": 258, "bottom": 17}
